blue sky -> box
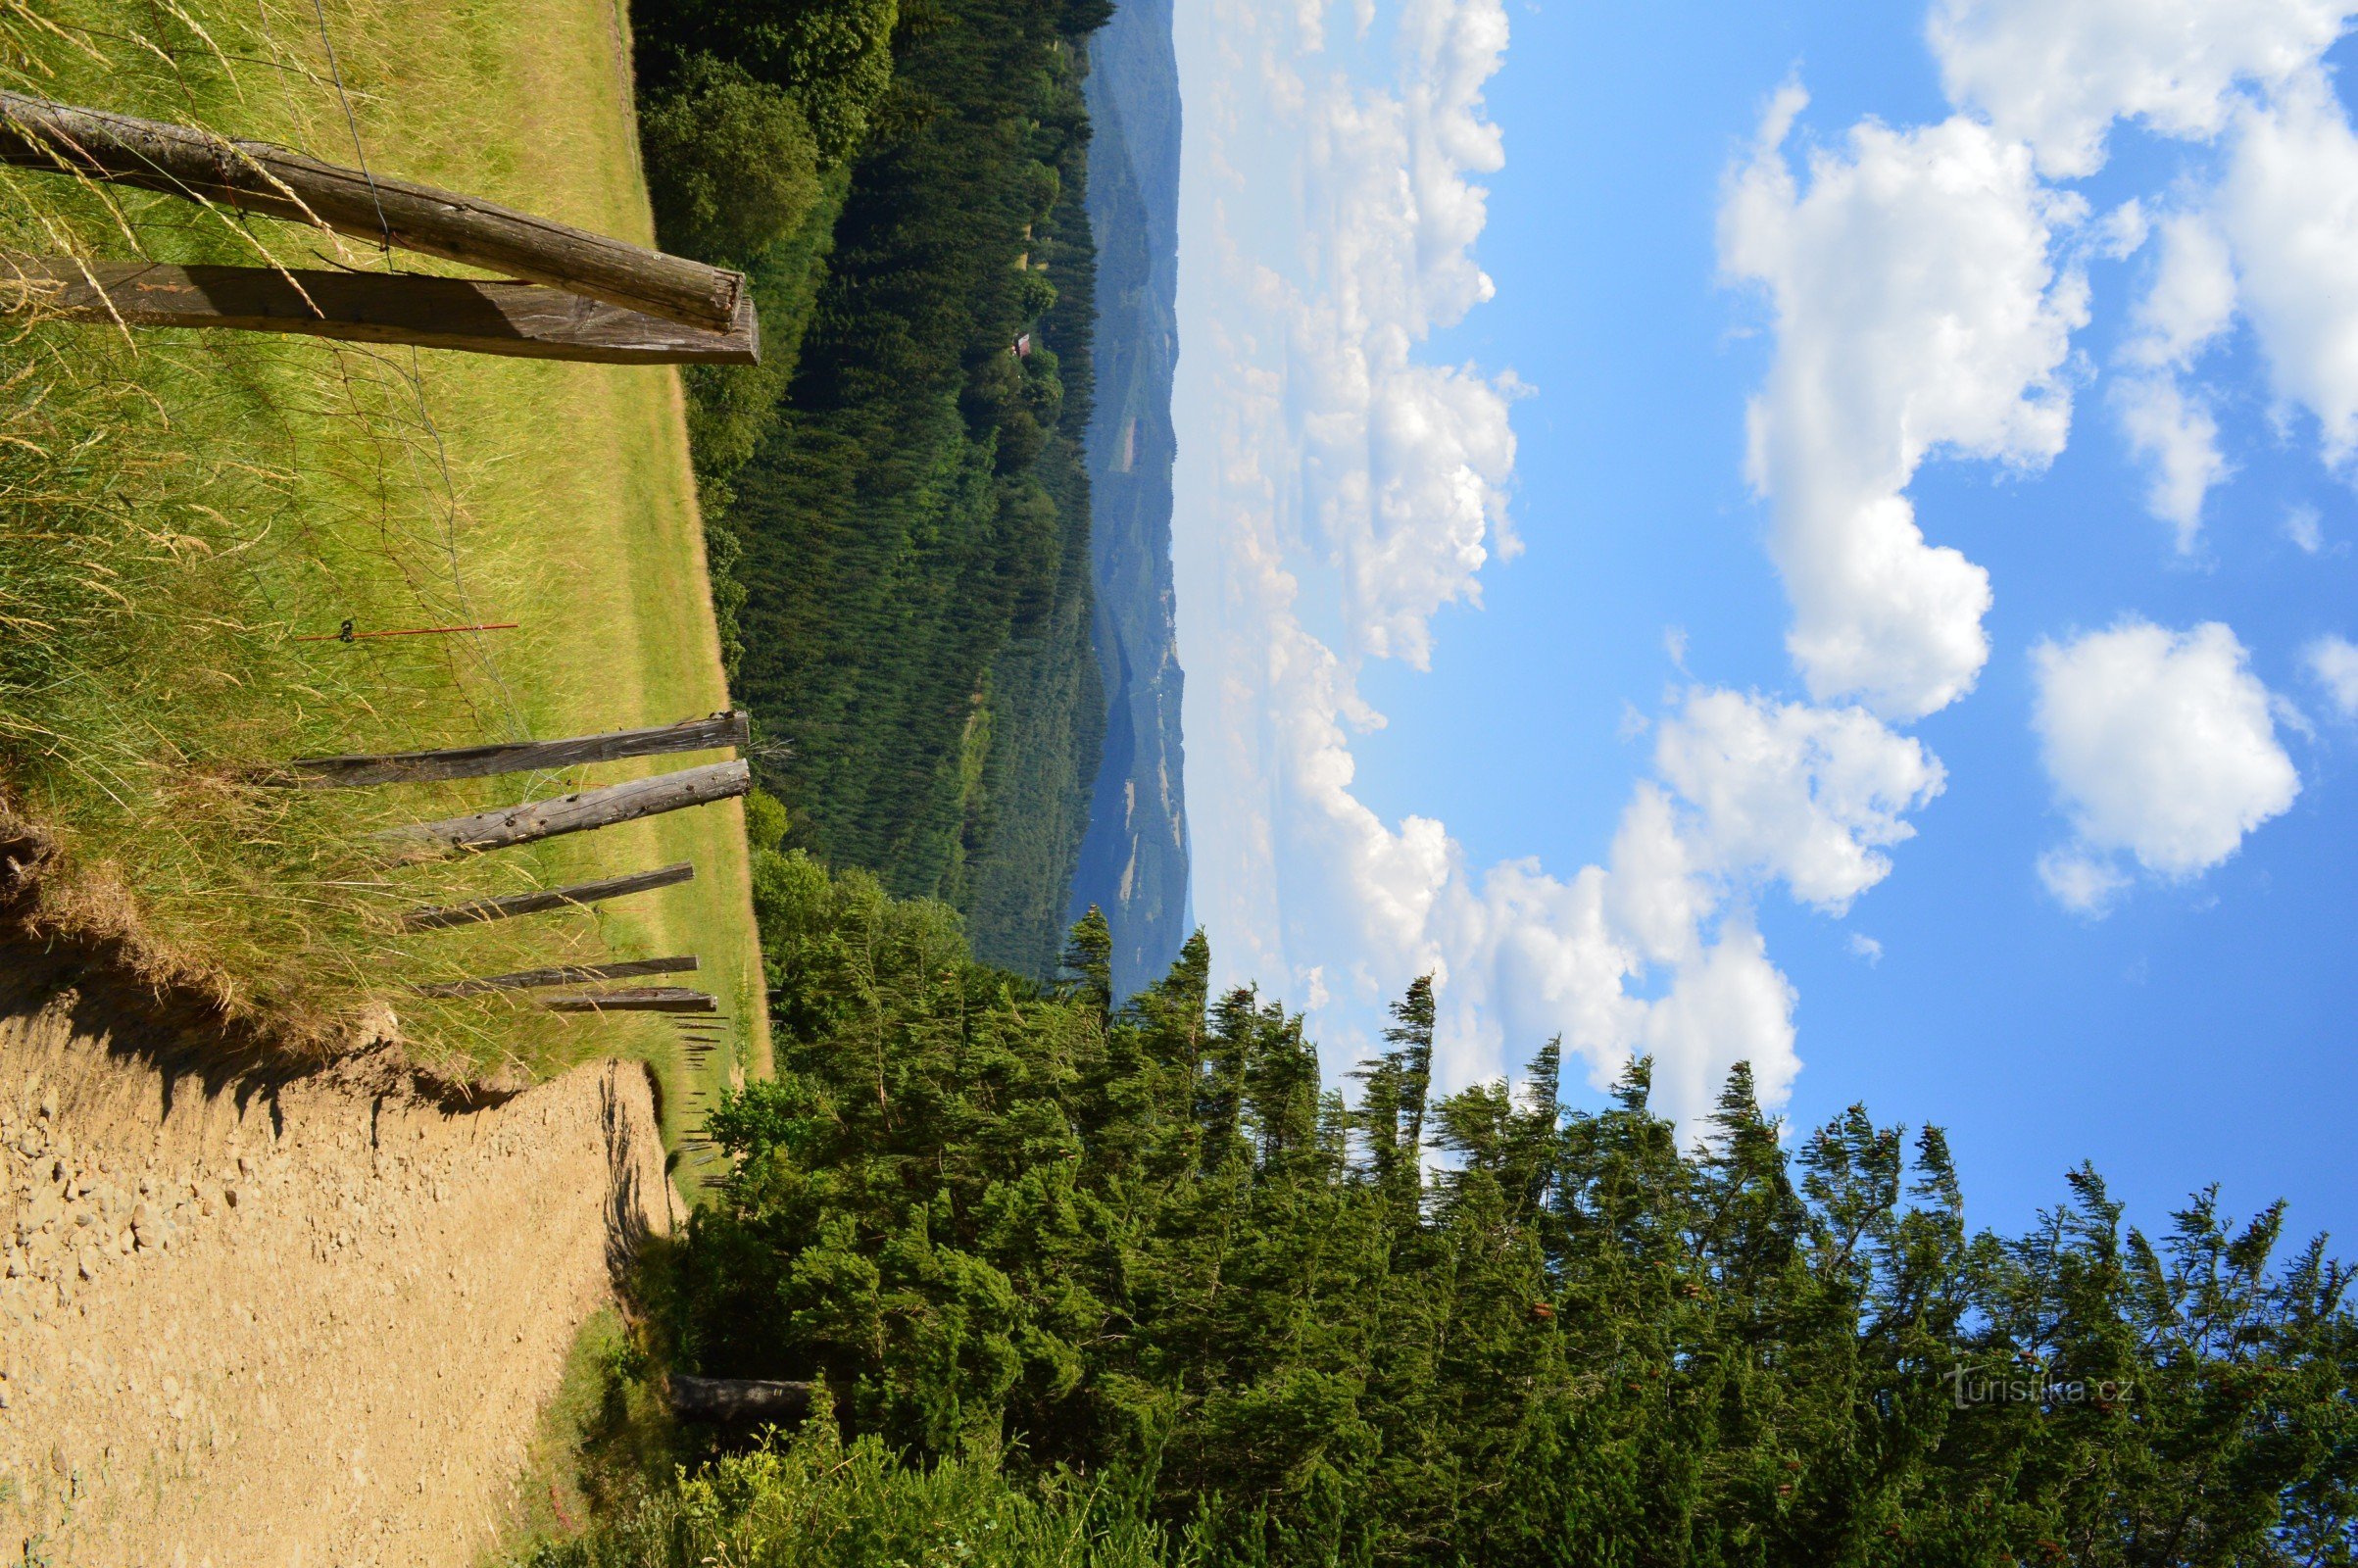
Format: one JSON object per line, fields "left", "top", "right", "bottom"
{"left": 1169, "top": 0, "right": 2358, "bottom": 1248}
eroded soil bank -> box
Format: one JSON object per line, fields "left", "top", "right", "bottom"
{"left": 0, "top": 951, "right": 674, "bottom": 1566}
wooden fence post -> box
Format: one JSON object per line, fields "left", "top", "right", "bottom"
{"left": 399, "top": 861, "right": 694, "bottom": 930}
{"left": 0, "top": 90, "right": 744, "bottom": 331}
{"left": 414, "top": 956, "right": 699, "bottom": 998}
{"left": 378, "top": 760, "right": 748, "bottom": 857}
{"left": 540, "top": 987, "right": 717, "bottom": 1014}
{"left": 5, "top": 261, "right": 759, "bottom": 364}
{"left": 292, "top": 711, "right": 747, "bottom": 789}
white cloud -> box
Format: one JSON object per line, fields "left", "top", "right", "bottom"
{"left": 2037, "top": 847, "right": 2133, "bottom": 915}
{"left": 2307, "top": 633, "right": 2358, "bottom": 714}
{"left": 2116, "top": 376, "right": 2231, "bottom": 552}
{"left": 2218, "top": 71, "right": 2358, "bottom": 468}
{"left": 1847, "top": 932, "right": 1885, "bottom": 963}
{"left": 2114, "top": 212, "right": 2239, "bottom": 550}
{"left": 1286, "top": 686, "right": 1936, "bottom": 1130}
{"left": 2127, "top": 213, "right": 2239, "bottom": 368}
{"left": 1722, "top": 90, "right": 2088, "bottom": 719}
{"left": 1640, "top": 919, "right": 1799, "bottom": 1138}
{"left": 2285, "top": 504, "right": 2326, "bottom": 552}
{"left": 1929, "top": 0, "right": 2357, "bottom": 178}
{"left": 2033, "top": 620, "right": 2300, "bottom": 898}
{"left": 1174, "top": 0, "right": 1519, "bottom": 1004}
{"left": 1652, "top": 688, "right": 1946, "bottom": 912}
{"left": 1283, "top": 0, "right": 1521, "bottom": 670}
{"left": 2094, "top": 198, "right": 2150, "bottom": 260}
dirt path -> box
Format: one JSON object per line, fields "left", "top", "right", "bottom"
{"left": 0, "top": 955, "right": 675, "bottom": 1567}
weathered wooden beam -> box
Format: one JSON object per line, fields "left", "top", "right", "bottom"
{"left": 0, "top": 91, "right": 743, "bottom": 331}
{"left": 379, "top": 760, "right": 749, "bottom": 858}
{"left": 668, "top": 1376, "right": 813, "bottom": 1423}
{"left": 290, "top": 710, "right": 747, "bottom": 789}
{"left": 399, "top": 861, "right": 694, "bottom": 930}
{"left": 5, "top": 260, "right": 758, "bottom": 364}
{"left": 541, "top": 987, "right": 716, "bottom": 1015}
{"left": 415, "top": 956, "right": 698, "bottom": 999}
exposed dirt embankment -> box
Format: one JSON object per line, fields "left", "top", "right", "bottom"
{"left": 0, "top": 943, "right": 676, "bottom": 1566}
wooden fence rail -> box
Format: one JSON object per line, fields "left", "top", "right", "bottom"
{"left": 379, "top": 760, "right": 748, "bottom": 857}
{"left": 415, "top": 956, "right": 698, "bottom": 998}
{"left": 399, "top": 861, "right": 695, "bottom": 930}
{"left": 0, "top": 90, "right": 745, "bottom": 331}
{"left": 5, "top": 261, "right": 759, "bottom": 364}
{"left": 292, "top": 711, "right": 747, "bottom": 788}
{"left": 541, "top": 987, "right": 716, "bottom": 1014}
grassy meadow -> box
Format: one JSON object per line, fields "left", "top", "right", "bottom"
{"left": 0, "top": 0, "right": 766, "bottom": 1163}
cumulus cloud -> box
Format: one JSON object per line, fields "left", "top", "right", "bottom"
{"left": 2032, "top": 620, "right": 2300, "bottom": 900}
{"left": 1722, "top": 90, "right": 2087, "bottom": 718}
{"left": 2127, "top": 213, "right": 2240, "bottom": 366}
{"left": 1179, "top": 0, "right": 1534, "bottom": 1084}
{"left": 1640, "top": 920, "right": 1799, "bottom": 1135}
{"left": 1928, "top": 1, "right": 2358, "bottom": 529}
{"left": 2115, "top": 212, "right": 2238, "bottom": 549}
{"left": 1651, "top": 688, "right": 1946, "bottom": 911}
{"left": 1314, "top": 687, "right": 1938, "bottom": 1128}
{"left": 1282, "top": 0, "right": 1521, "bottom": 669}
{"left": 2116, "top": 377, "right": 2231, "bottom": 552}
{"left": 2307, "top": 633, "right": 2358, "bottom": 715}
{"left": 2218, "top": 72, "right": 2358, "bottom": 468}
{"left": 1929, "top": 0, "right": 2357, "bottom": 178}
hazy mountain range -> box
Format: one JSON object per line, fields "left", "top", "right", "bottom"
{"left": 1068, "top": 0, "right": 1191, "bottom": 999}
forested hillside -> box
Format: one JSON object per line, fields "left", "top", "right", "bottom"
{"left": 549, "top": 862, "right": 2358, "bottom": 1566}
{"left": 635, "top": 0, "right": 1111, "bottom": 980}
{"left": 1070, "top": 0, "right": 1192, "bottom": 1001}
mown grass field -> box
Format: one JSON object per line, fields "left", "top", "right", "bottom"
{"left": 0, "top": 0, "right": 767, "bottom": 1167}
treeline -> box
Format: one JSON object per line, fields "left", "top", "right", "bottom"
{"left": 570, "top": 854, "right": 2358, "bottom": 1567}
{"left": 632, "top": 0, "right": 1109, "bottom": 978}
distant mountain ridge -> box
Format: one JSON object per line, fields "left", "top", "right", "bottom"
{"left": 1069, "top": 0, "right": 1190, "bottom": 999}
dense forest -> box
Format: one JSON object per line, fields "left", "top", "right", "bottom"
{"left": 541, "top": 850, "right": 2358, "bottom": 1567}
{"left": 633, "top": 0, "right": 1110, "bottom": 978}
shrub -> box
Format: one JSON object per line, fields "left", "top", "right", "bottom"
{"left": 640, "top": 55, "right": 823, "bottom": 265}
{"left": 516, "top": 1418, "right": 1181, "bottom": 1568}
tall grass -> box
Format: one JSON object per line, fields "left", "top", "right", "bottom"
{"left": 0, "top": 1, "right": 694, "bottom": 1075}
{"left": 516, "top": 1418, "right": 1191, "bottom": 1568}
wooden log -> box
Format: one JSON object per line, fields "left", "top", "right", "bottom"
{"left": 3, "top": 260, "right": 758, "bottom": 364}
{"left": 415, "top": 956, "right": 698, "bottom": 999}
{"left": 667, "top": 1376, "right": 813, "bottom": 1424}
{"left": 379, "top": 760, "right": 748, "bottom": 857}
{"left": 290, "top": 710, "right": 747, "bottom": 789}
{"left": 399, "top": 861, "right": 693, "bottom": 930}
{"left": 0, "top": 91, "right": 743, "bottom": 330}
{"left": 541, "top": 987, "right": 716, "bottom": 1015}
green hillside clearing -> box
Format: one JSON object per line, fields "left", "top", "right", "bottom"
{"left": 0, "top": 0, "right": 765, "bottom": 1164}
